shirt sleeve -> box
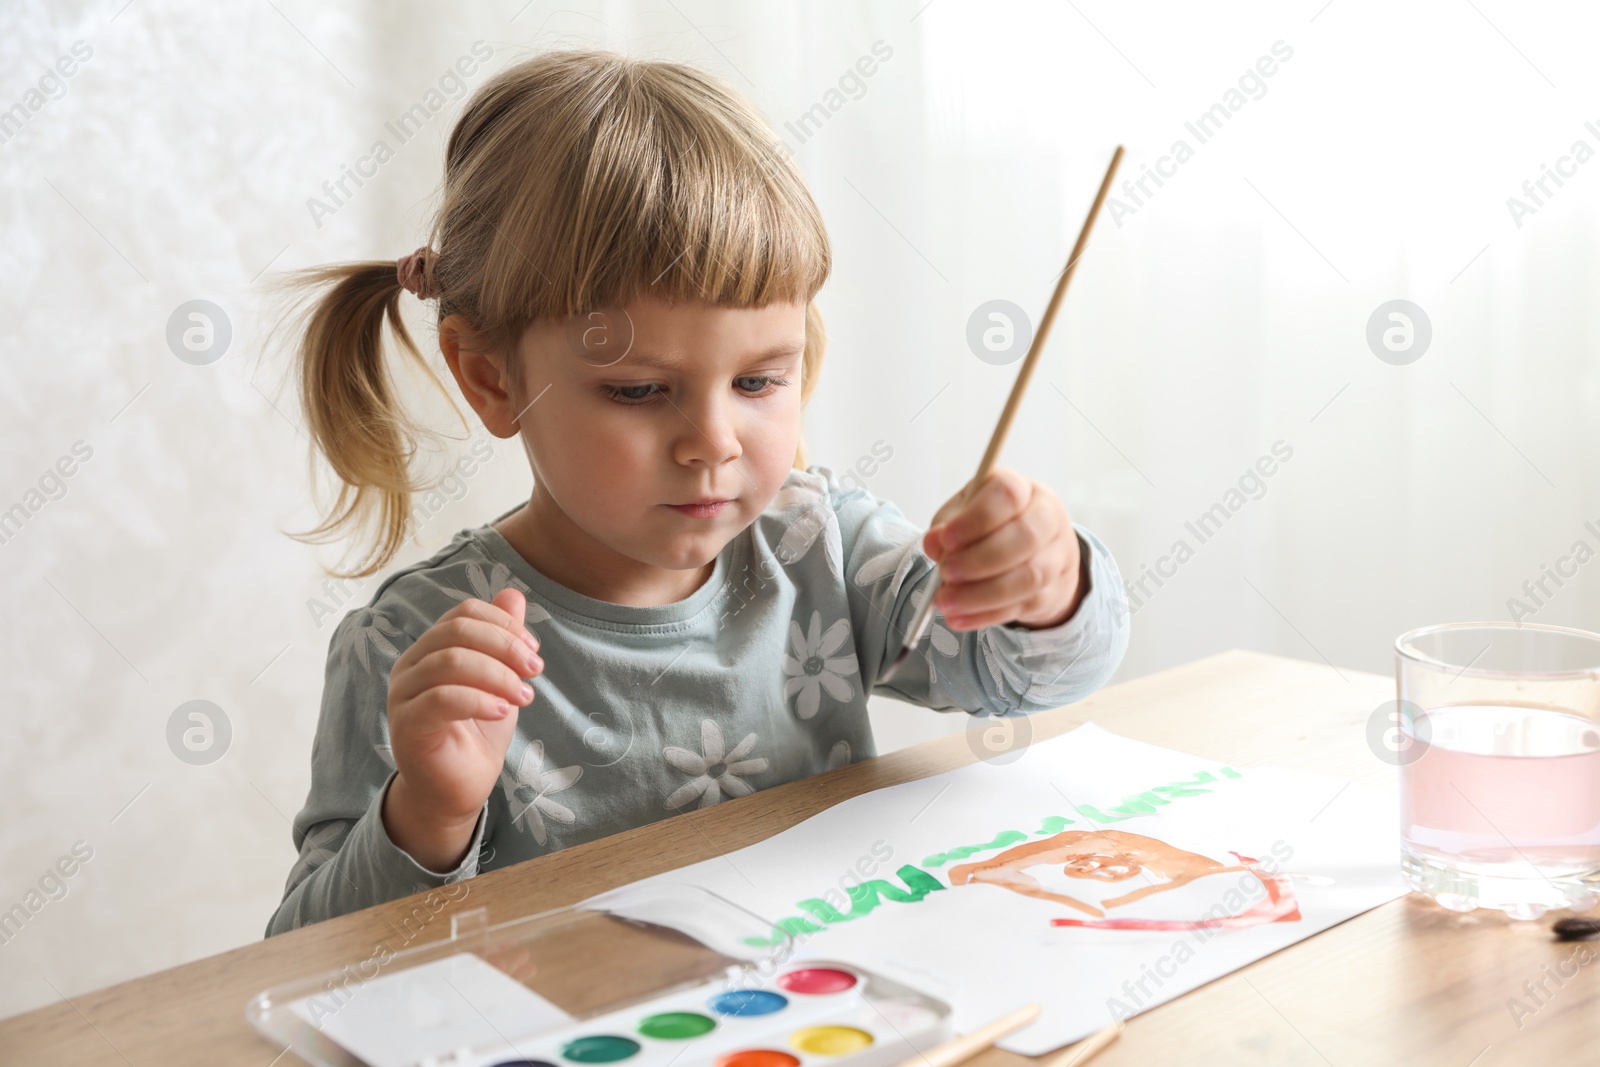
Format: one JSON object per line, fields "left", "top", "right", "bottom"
{"left": 823, "top": 467, "right": 1130, "bottom": 716}
{"left": 264, "top": 606, "right": 489, "bottom": 938}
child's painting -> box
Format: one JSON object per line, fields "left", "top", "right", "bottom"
{"left": 948, "top": 829, "right": 1304, "bottom": 932}
{"left": 589, "top": 723, "right": 1407, "bottom": 1053}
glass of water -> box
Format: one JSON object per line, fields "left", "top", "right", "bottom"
{"left": 1395, "top": 622, "right": 1600, "bottom": 920}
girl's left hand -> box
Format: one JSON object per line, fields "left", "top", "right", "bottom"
{"left": 922, "top": 467, "right": 1085, "bottom": 632}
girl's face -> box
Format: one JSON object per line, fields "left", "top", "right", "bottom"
{"left": 513, "top": 296, "right": 808, "bottom": 580}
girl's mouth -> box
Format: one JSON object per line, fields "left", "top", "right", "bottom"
{"left": 665, "top": 500, "right": 731, "bottom": 519}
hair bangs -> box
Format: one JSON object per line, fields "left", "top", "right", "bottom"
{"left": 471, "top": 57, "right": 829, "bottom": 333}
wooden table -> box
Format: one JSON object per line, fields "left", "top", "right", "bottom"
{"left": 5, "top": 650, "right": 1597, "bottom": 1065}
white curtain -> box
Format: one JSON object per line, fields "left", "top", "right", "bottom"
{"left": 2, "top": 0, "right": 1596, "bottom": 1017}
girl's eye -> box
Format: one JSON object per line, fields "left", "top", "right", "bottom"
{"left": 735, "top": 375, "right": 789, "bottom": 395}
{"left": 599, "top": 383, "right": 661, "bottom": 404}
{"left": 599, "top": 376, "right": 790, "bottom": 405}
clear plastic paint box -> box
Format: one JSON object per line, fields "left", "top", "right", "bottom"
{"left": 247, "top": 884, "right": 953, "bottom": 1067}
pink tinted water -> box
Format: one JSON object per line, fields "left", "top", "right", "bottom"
{"left": 1402, "top": 704, "right": 1600, "bottom": 876}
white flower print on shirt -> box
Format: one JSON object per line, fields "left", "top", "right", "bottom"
{"left": 286, "top": 819, "right": 350, "bottom": 887}
{"left": 854, "top": 533, "right": 959, "bottom": 684}
{"left": 826, "top": 739, "right": 852, "bottom": 770}
{"left": 442, "top": 560, "right": 552, "bottom": 625}
{"left": 783, "top": 610, "right": 859, "bottom": 719}
{"left": 977, "top": 627, "right": 1033, "bottom": 706}
{"left": 850, "top": 516, "right": 924, "bottom": 582}
{"left": 771, "top": 479, "right": 843, "bottom": 577}
{"left": 904, "top": 584, "right": 961, "bottom": 683}
{"left": 333, "top": 609, "right": 406, "bottom": 676}
{"left": 663, "top": 720, "right": 770, "bottom": 810}
{"left": 499, "top": 739, "right": 582, "bottom": 846}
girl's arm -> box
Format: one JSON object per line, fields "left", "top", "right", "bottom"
{"left": 264, "top": 607, "right": 491, "bottom": 938}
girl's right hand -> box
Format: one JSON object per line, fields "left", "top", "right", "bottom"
{"left": 381, "top": 587, "right": 543, "bottom": 868}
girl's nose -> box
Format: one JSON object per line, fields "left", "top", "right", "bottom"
{"left": 672, "top": 396, "right": 744, "bottom": 467}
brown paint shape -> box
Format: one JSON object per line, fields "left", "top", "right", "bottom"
{"left": 948, "top": 829, "right": 1254, "bottom": 919}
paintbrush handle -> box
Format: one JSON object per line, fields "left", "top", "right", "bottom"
{"left": 880, "top": 146, "right": 1123, "bottom": 686}
{"left": 1039, "top": 1021, "right": 1124, "bottom": 1067}
{"left": 967, "top": 145, "right": 1124, "bottom": 496}
{"left": 890, "top": 1003, "right": 1042, "bottom": 1067}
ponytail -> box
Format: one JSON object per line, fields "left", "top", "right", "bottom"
{"left": 276, "top": 261, "right": 462, "bottom": 580}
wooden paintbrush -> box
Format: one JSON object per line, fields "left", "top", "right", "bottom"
{"left": 886, "top": 1005, "right": 1123, "bottom": 1067}
{"left": 879, "top": 144, "right": 1125, "bottom": 684}
{"left": 886, "top": 1003, "right": 1040, "bottom": 1067}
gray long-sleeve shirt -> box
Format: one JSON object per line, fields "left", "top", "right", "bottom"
{"left": 265, "top": 465, "right": 1129, "bottom": 937}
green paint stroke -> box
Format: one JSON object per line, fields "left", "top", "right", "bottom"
{"left": 1074, "top": 766, "right": 1245, "bottom": 823}
{"left": 923, "top": 830, "right": 1027, "bottom": 868}
{"left": 1034, "top": 815, "right": 1076, "bottom": 835}
{"left": 746, "top": 915, "right": 826, "bottom": 945}
{"left": 1150, "top": 771, "right": 1218, "bottom": 798}
{"left": 800, "top": 864, "right": 945, "bottom": 922}
{"left": 741, "top": 865, "right": 945, "bottom": 947}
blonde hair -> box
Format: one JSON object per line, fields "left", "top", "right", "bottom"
{"left": 276, "top": 50, "right": 832, "bottom": 578}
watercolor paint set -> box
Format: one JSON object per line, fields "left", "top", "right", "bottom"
{"left": 437, "top": 959, "right": 950, "bottom": 1067}
{"left": 246, "top": 885, "right": 951, "bottom": 1067}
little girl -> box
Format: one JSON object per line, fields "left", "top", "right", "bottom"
{"left": 266, "top": 49, "right": 1128, "bottom": 937}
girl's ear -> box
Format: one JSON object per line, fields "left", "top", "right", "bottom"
{"left": 440, "top": 314, "right": 521, "bottom": 439}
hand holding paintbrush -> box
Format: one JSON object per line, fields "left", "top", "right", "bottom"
{"left": 919, "top": 469, "right": 1086, "bottom": 633}
{"left": 880, "top": 145, "right": 1124, "bottom": 683}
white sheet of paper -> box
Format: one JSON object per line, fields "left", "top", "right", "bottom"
{"left": 286, "top": 950, "right": 573, "bottom": 1067}
{"left": 589, "top": 722, "right": 1407, "bottom": 1054}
